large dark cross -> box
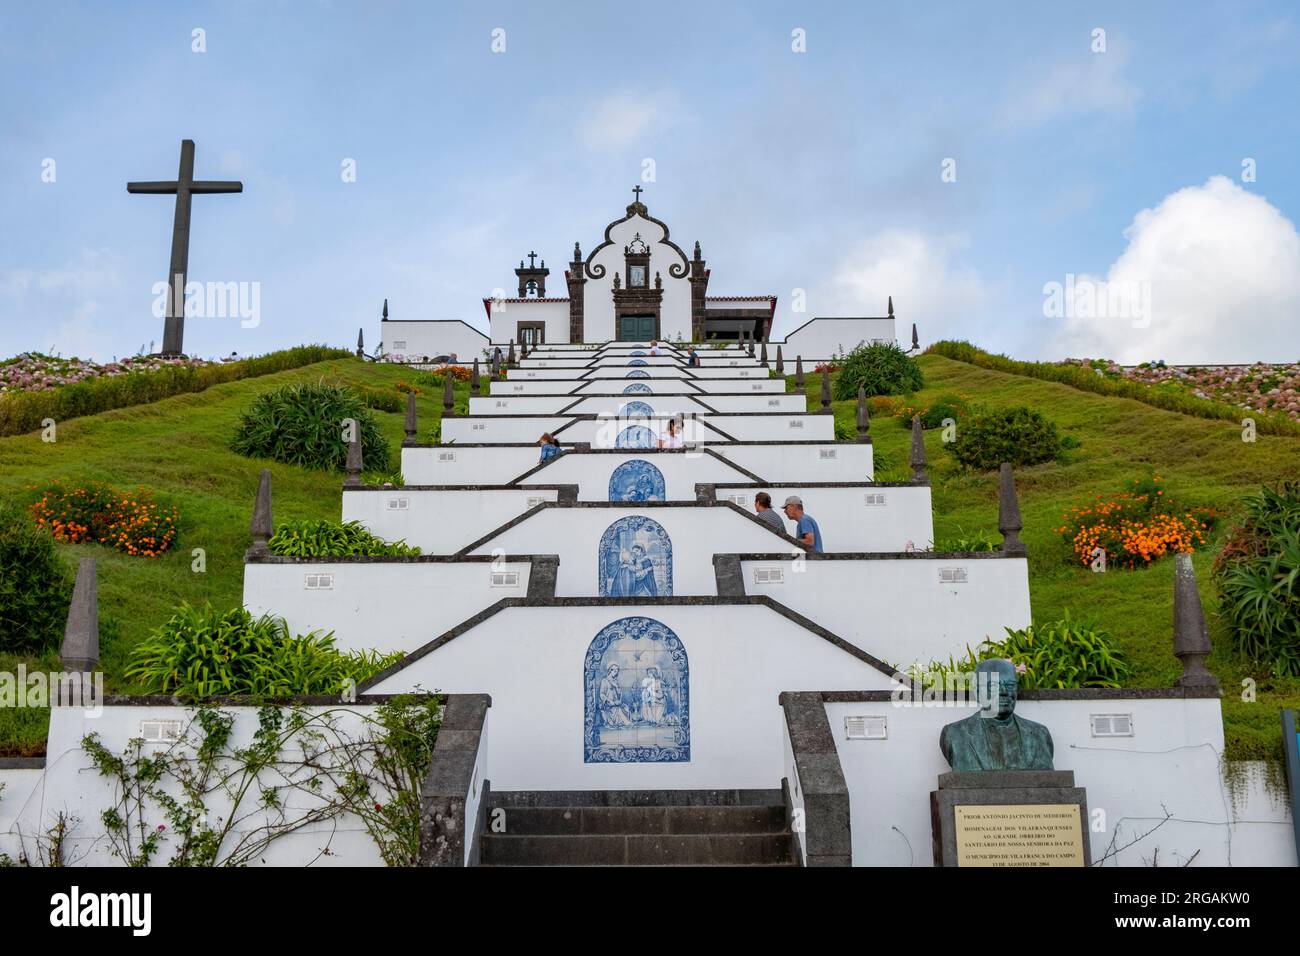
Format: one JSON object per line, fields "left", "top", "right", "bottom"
{"left": 527, "top": 250, "right": 538, "bottom": 268}
{"left": 128, "top": 139, "right": 242, "bottom": 355}
{"left": 632, "top": 185, "right": 643, "bottom": 202}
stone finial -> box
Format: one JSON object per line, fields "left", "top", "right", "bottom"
{"left": 747, "top": 334, "right": 755, "bottom": 358}
{"left": 760, "top": 340, "right": 769, "bottom": 367}
{"left": 856, "top": 386, "right": 871, "bottom": 444}
{"left": 795, "top": 355, "right": 805, "bottom": 388}
{"left": 442, "top": 372, "right": 455, "bottom": 416}
{"left": 776, "top": 345, "right": 784, "bottom": 375}
{"left": 998, "top": 462, "right": 1026, "bottom": 555}
{"left": 655, "top": 271, "right": 662, "bottom": 289}
{"left": 507, "top": 342, "right": 516, "bottom": 368}
{"left": 471, "top": 357, "right": 481, "bottom": 394}
{"left": 910, "top": 416, "right": 928, "bottom": 482}
{"left": 693, "top": 240, "right": 702, "bottom": 259}
{"left": 1174, "top": 553, "right": 1219, "bottom": 689}
{"left": 888, "top": 295, "right": 894, "bottom": 317}
{"left": 345, "top": 437, "right": 363, "bottom": 487}
{"left": 820, "top": 369, "right": 832, "bottom": 413}
{"left": 911, "top": 322, "right": 919, "bottom": 351}
{"left": 404, "top": 391, "right": 418, "bottom": 441}
{"left": 249, "top": 468, "right": 273, "bottom": 557}
{"left": 356, "top": 327, "right": 364, "bottom": 358}
{"left": 490, "top": 351, "right": 499, "bottom": 377}
{"left": 382, "top": 298, "right": 389, "bottom": 321}
{"left": 60, "top": 557, "right": 98, "bottom": 672}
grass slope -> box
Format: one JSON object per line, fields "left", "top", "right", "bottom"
{"left": 0, "top": 357, "right": 466, "bottom": 754}
{"left": 2, "top": 352, "right": 1296, "bottom": 760}
{"left": 801, "top": 353, "right": 1300, "bottom": 762}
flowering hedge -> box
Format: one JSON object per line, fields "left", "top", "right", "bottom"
{"left": 0, "top": 345, "right": 352, "bottom": 437}
{"left": 422, "top": 365, "right": 473, "bottom": 383}
{"left": 30, "top": 483, "right": 179, "bottom": 558}
{"left": 1056, "top": 476, "right": 1216, "bottom": 569}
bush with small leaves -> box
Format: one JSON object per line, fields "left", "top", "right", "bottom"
{"left": 831, "top": 342, "right": 924, "bottom": 400}
{"left": 946, "top": 404, "right": 1068, "bottom": 471}
{"left": 0, "top": 501, "right": 71, "bottom": 654}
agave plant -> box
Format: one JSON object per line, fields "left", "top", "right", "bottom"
{"left": 267, "top": 519, "right": 420, "bottom": 557}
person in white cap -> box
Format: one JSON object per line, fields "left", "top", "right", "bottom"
{"left": 783, "top": 495, "right": 823, "bottom": 553}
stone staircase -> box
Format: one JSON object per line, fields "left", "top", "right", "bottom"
{"left": 480, "top": 789, "right": 798, "bottom": 866}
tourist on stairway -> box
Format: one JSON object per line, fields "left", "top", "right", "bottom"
{"left": 658, "top": 416, "right": 685, "bottom": 449}
{"left": 753, "top": 492, "right": 787, "bottom": 533}
{"left": 783, "top": 495, "right": 824, "bottom": 552}
{"left": 537, "top": 433, "right": 562, "bottom": 463}
{"left": 648, "top": 339, "right": 662, "bottom": 356}
{"left": 686, "top": 346, "right": 701, "bottom": 367}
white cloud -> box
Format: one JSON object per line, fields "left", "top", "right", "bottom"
{"left": 1047, "top": 176, "right": 1300, "bottom": 363}
{"left": 814, "top": 230, "right": 992, "bottom": 342}
{"left": 578, "top": 90, "right": 678, "bottom": 151}
{"left": 0, "top": 248, "right": 130, "bottom": 359}
{"left": 1001, "top": 48, "right": 1138, "bottom": 127}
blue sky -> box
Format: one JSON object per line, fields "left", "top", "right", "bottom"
{"left": 1, "top": 1, "right": 1297, "bottom": 363}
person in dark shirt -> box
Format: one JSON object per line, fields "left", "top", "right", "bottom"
{"left": 753, "top": 492, "right": 786, "bottom": 534}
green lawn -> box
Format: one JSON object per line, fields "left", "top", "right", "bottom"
{"left": 799, "top": 353, "right": 1300, "bottom": 762}
{"left": 2, "top": 351, "right": 1297, "bottom": 762}
{"left": 0, "top": 357, "right": 468, "bottom": 754}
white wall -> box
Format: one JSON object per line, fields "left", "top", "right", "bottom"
{"left": 488, "top": 299, "right": 571, "bottom": 345}
{"left": 741, "top": 555, "right": 1030, "bottom": 666}
{"left": 466, "top": 506, "right": 792, "bottom": 594}
{"left": 775, "top": 318, "right": 897, "bottom": 361}
{"left": 491, "top": 378, "right": 785, "bottom": 396}
{"left": 367, "top": 604, "right": 897, "bottom": 791}
{"left": 244, "top": 560, "right": 532, "bottom": 652}
{"left": 401, "top": 444, "right": 540, "bottom": 485}
{"left": 716, "top": 484, "right": 933, "bottom": 551}
{"left": 520, "top": 450, "right": 754, "bottom": 500}
{"left": 344, "top": 486, "right": 560, "bottom": 553}
{"left": 582, "top": 211, "right": 695, "bottom": 342}
{"left": 0, "top": 765, "right": 45, "bottom": 862}
{"left": 466, "top": 394, "right": 800, "bottom": 416}
{"left": 711, "top": 443, "right": 874, "bottom": 482}
{"left": 823, "top": 696, "right": 1296, "bottom": 867}
{"left": 379, "top": 320, "right": 489, "bottom": 363}
{"left": 16, "top": 705, "right": 391, "bottom": 866}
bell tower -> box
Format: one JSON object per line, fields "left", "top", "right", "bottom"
{"left": 515, "top": 251, "right": 549, "bottom": 297}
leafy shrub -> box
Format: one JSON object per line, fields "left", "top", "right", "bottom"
{"left": 1056, "top": 475, "right": 1215, "bottom": 570}
{"left": 0, "top": 345, "right": 351, "bottom": 437}
{"left": 29, "top": 483, "right": 179, "bottom": 557}
{"left": 126, "top": 603, "right": 402, "bottom": 698}
{"left": 0, "top": 501, "right": 71, "bottom": 653}
{"left": 912, "top": 614, "right": 1130, "bottom": 690}
{"left": 832, "top": 411, "right": 856, "bottom": 441}
{"left": 946, "top": 404, "right": 1067, "bottom": 471}
{"left": 1214, "top": 482, "right": 1300, "bottom": 676}
{"left": 422, "top": 365, "right": 472, "bottom": 383}
{"left": 933, "top": 527, "right": 999, "bottom": 552}
{"left": 353, "top": 386, "right": 405, "bottom": 413}
{"left": 895, "top": 393, "right": 969, "bottom": 430}
{"left": 831, "top": 342, "right": 924, "bottom": 400}
{"left": 268, "top": 520, "right": 420, "bottom": 557}
{"left": 230, "top": 381, "right": 392, "bottom": 472}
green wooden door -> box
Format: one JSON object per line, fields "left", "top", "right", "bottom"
{"left": 619, "top": 315, "right": 655, "bottom": 341}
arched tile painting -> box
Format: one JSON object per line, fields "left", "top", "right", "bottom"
{"left": 623, "top": 383, "right": 652, "bottom": 395}
{"left": 627, "top": 359, "right": 648, "bottom": 367}
{"left": 584, "top": 616, "right": 689, "bottom": 763}
{"left": 598, "top": 514, "right": 672, "bottom": 596}
{"left": 625, "top": 369, "right": 649, "bottom": 378}
{"left": 608, "top": 459, "right": 666, "bottom": 502}
{"left": 614, "top": 425, "right": 655, "bottom": 449}
{"left": 631, "top": 350, "right": 647, "bottom": 356}
{"left": 619, "top": 400, "right": 654, "bottom": 419}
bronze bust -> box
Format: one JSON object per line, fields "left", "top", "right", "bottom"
{"left": 939, "top": 659, "right": 1055, "bottom": 771}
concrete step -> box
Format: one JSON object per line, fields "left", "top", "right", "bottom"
{"left": 489, "top": 803, "right": 787, "bottom": 836}
{"left": 481, "top": 831, "right": 796, "bottom": 866}
{"left": 488, "top": 788, "right": 784, "bottom": 808}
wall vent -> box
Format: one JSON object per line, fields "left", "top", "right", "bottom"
{"left": 525, "top": 496, "right": 547, "bottom": 509}
{"left": 844, "top": 716, "right": 887, "bottom": 740}
{"left": 938, "top": 567, "right": 968, "bottom": 584}
{"left": 752, "top": 383, "right": 764, "bottom": 391}
{"left": 768, "top": 398, "right": 781, "bottom": 407}
{"left": 391, "top": 340, "right": 407, "bottom": 350}
{"left": 140, "top": 720, "right": 183, "bottom": 743}
{"left": 789, "top": 419, "right": 804, "bottom": 429}
{"left": 1090, "top": 713, "right": 1134, "bottom": 738}
{"left": 438, "top": 451, "right": 457, "bottom": 462}
{"left": 863, "top": 493, "right": 886, "bottom": 506}
{"left": 730, "top": 494, "right": 751, "bottom": 507}
{"left": 753, "top": 566, "right": 785, "bottom": 584}
{"left": 386, "top": 498, "right": 409, "bottom": 511}
{"left": 471, "top": 422, "right": 486, "bottom": 431}
{"left": 495, "top": 400, "right": 508, "bottom": 408}
{"left": 490, "top": 570, "right": 521, "bottom": 587}
{"left": 305, "top": 573, "right": 335, "bottom": 590}
{"left": 819, "top": 448, "right": 838, "bottom": 460}
{"left": 512, "top": 384, "right": 524, "bottom": 392}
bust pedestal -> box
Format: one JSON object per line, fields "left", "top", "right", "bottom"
{"left": 930, "top": 770, "right": 1090, "bottom": 867}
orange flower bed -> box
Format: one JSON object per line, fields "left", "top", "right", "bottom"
{"left": 1056, "top": 475, "right": 1215, "bottom": 569}
{"left": 29, "top": 483, "right": 178, "bottom": 558}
